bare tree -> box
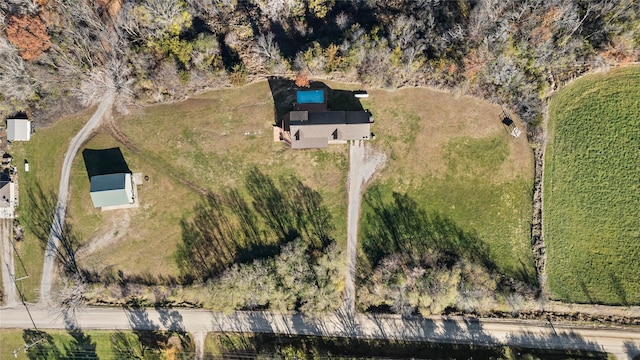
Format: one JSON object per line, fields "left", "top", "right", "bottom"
{"left": 253, "top": 0, "right": 299, "bottom": 23}
{"left": 53, "top": 273, "right": 88, "bottom": 322}
{"left": 0, "top": 37, "right": 38, "bottom": 101}
{"left": 254, "top": 32, "right": 281, "bottom": 64}
{"left": 335, "top": 12, "right": 350, "bottom": 30}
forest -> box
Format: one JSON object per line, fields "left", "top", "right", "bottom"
{"left": 0, "top": 0, "right": 638, "bottom": 132}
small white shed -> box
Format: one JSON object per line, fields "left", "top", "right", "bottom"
{"left": 7, "top": 119, "right": 31, "bottom": 141}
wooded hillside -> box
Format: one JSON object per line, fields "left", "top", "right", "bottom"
{"left": 0, "top": 0, "right": 638, "bottom": 127}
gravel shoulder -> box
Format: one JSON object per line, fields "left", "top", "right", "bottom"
{"left": 0, "top": 219, "right": 17, "bottom": 307}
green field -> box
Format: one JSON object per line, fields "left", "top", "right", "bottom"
{"left": 359, "top": 88, "right": 535, "bottom": 283}
{"left": 0, "top": 329, "right": 193, "bottom": 359}
{"left": 544, "top": 66, "right": 640, "bottom": 304}
{"left": 0, "top": 329, "right": 115, "bottom": 359}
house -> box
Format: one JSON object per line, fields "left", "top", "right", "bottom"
{"left": 277, "top": 89, "right": 374, "bottom": 149}
{"left": 89, "top": 173, "right": 135, "bottom": 209}
{"left": 7, "top": 119, "right": 31, "bottom": 142}
{"left": 0, "top": 181, "right": 15, "bottom": 218}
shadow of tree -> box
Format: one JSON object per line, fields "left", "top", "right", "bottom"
{"left": 506, "top": 330, "right": 608, "bottom": 359}
{"left": 22, "top": 329, "right": 59, "bottom": 360}
{"left": 176, "top": 168, "right": 333, "bottom": 280}
{"left": 624, "top": 341, "right": 640, "bottom": 360}
{"left": 361, "top": 186, "right": 495, "bottom": 272}
{"left": 23, "top": 179, "right": 82, "bottom": 276}
{"left": 208, "top": 314, "right": 505, "bottom": 359}
{"left": 63, "top": 328, "right": 98, "bottom": 360}
{"left": 119, "top": 302, "right": 192, "bottom": 359}
{"left": 21, "top": 328, "right": 98, "bottom": 360}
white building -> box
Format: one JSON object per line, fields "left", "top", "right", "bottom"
{"left": 7, "top": 119, "right": 31, "bottom": 142}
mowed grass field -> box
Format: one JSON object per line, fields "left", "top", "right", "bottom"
{"left": 77, "top": 81, "right": 349, "bottom": 277}
{"left": 9, "top": 110, "right": 93, "bottom": 301}
{"left": 0, "top": 329, "right": 115, "bottom": 359}
{"left": 359, "top": 88, "right": 535, "bottom": 282}
{"left": 544, "top": 66, "right": 640, "bottom": 304}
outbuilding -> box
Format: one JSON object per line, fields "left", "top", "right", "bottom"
{"left": 89, "top": 173, "right": 135, "bottom": 208}
{"left": 7, "top": 119, "right": 31, "bottom": 142}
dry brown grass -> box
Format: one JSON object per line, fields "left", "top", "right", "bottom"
{"left": 73, "top": 81, "right": 348, "bottom": 278}
{"left": 361, "top": 88, "right": 532, "bottom": 183}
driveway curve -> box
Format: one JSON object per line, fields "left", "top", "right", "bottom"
{"left": 39, "top": 93, "right": 114, "bottom": 304}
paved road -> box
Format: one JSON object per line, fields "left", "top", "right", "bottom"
{"left": 39, "top": 93, "right": 114, "bottom": 304}
{"left": 1, "top": 306, "right": 639, "bottom": 359}
{"left": 1, "top": 219, "right": 17, "bottom": 306}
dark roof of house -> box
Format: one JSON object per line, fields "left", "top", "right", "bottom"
{"left": 289, "top": 111, "right": 371, "bottom": 126}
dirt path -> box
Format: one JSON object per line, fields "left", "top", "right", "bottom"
{"left": 77, "top": 211, "right": 131, "bottom": 258}
{"left": 40, "top": 93, "right": 115, "bottom": 304}
{"left": 0, "top": 219, "right": 17, "bottom": 307}
{"left": 343, "top": 141, "right": 386, "bottom": 315}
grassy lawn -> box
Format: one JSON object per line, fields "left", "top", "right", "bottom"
{"left": 0, "top": 329, "right": 115, "bottom": 359}
{"left": 9, "top": 79, "right": 535, "bottom": 308}
{"left": 0, "top": 329, "right": 193, "bottom": 359}
{"left": 358, "top": 88, "right": 535, "bottom": 282}
{"left": 69, "top": 132, "right": 200, "bottom": 277}
{"left": 544, "top": 66, "right": 640, "bottom": 304}
{"left": 8, "top": 110, "right": 93, "bottom": 302}
{"left": 93, "top": 81, "right": 349, "bottom": 277}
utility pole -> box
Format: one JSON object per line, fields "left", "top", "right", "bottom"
{"left": 8, "top": 247, "right": 46, "bottom": 357}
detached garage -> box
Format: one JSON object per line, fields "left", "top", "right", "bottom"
{"left": 89, "top": 173, "right": 134, "bottom": 208}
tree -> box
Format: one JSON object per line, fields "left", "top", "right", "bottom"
{"left": 6, "top": 14, "right": 50, "bottom": 61}
{"left": 295, "top": 69, "right": 311, "bottom": 88}
{"left": 0, "top": 38, "right": 39, "bottom": 101}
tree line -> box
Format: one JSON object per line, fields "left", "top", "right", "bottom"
{"left": 1, "top": 0, "right": 638, "bottom": 128}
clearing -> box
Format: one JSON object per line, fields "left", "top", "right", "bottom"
{"left": 72, "top": 81, "right": 349, "bottom": 278}
{"left": 358, "top": 87, "right": 535, "bottom": 283}
{"left": 544, "top": 66, "right": 640, "bottom": 305}
{"left": 14, "top": 80, "right": 535, "bottom": 311}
